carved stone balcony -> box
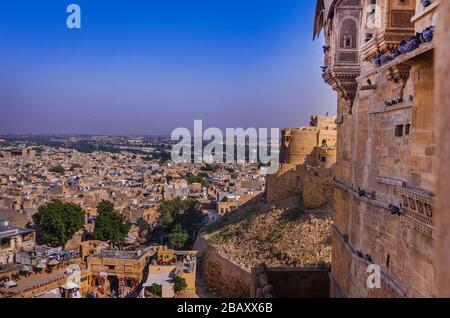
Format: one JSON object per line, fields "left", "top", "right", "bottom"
{"left": 361, "top": 27, "right": 416, "bottom": 63}
{"left": 361, "top": 0, "right": 417, "bottom": 62}
{"left": 323, "top": 65, "right": 360, "bottom": 108}
{"left": 360, "top": 41, "right": 434, "bottom": 82}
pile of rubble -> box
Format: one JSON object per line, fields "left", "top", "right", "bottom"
{"left": 202, "top": 196, "right": 332, "bottom": 272}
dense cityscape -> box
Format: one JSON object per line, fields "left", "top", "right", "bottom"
{"left": 0, "top": 134, "right": 270, "bottom": 298}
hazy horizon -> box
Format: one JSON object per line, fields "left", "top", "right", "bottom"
{"left": 0, "top": 1, "right": 336, "bottom": 135}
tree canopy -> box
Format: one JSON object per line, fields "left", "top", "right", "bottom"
{"left": 94, "top": 200, "right": 131, "bottom": 244}
{"left": 186, "top": 174, "right": 207, "bottom": 187}
{"left": 148, "top": 284, "right": 162, "bottom": 297}
{"left": 168, "top": 224, "right": 189, "bottom": 249}
{"left": 152, "top": 151, "right": 171, "bottom": 164}
{"left": 201, "top": 163, "right": 218, "bottom": 172}
{"left": 158, "top": 198, "right": 204, "bottom": 248}
{"left": 33, "top": 200, "right": 85, "bottom": 247}
{"left": 173, "top": 275, "right": 187, "bottom": 293}
{"left": 159, "top": 198, "right": 203, "bottom": 230}
{"left": 49, "top": 166, "right": 65, "bottom": 174}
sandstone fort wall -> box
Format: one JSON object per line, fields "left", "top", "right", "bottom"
{"left": 265, "top": 165, "right": 298, "bottom": 203}
{"left": 194, "top": 235, "right": 251, "bottom": 298}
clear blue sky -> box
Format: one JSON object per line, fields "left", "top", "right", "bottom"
{"left": 0, "top": 0, "right": 336, "bottom": 135}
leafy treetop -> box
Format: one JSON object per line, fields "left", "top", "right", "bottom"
{"left": 33, "top": 200, "right": 85, "bottom": 247}
{"left": 94, "top": 200, "right": 131, "bottom": 244}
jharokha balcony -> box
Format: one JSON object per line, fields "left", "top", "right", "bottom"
{"left": 359, "top": 0, "right": 438, "bottom": 84}
{"left": 314, "top": 0, "right": 362, "bottom": 112}
{"left": 360, "top": 0, "right": 417, "bottom": 62}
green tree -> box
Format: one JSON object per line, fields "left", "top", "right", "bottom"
{"left": 94, "top": 200, "right": 131, "bottom": 244}
{"left": 168, "top": 224, "right": 189, "bottom": 249}
{"left": 187, "top": 175, "right": 207, "bottom": 187}
{"left": 96, "top": 200, "right": 115, "bottom": 215}
{"left": 158, "top": 198, "right": 204, "bottom": 248}
{"left": 159, "top": 198, "right": 203, "bottom": 231}
{"left": 148, "top": 284, "right": 162, "bottom": 297}
{"left": 33, "top": 201, "right": 85, "bottom": 247}
{"left": 158, "top": 197, "right": 185, "bottom": 229}
{"left": 201, "top": 163, "right": 217, "bottom": 172}
{"left": 173, "top": 275, "right": 187, "bottom": 293}
{"left": 49, "top": 166, "right": 65, "bottom": 174}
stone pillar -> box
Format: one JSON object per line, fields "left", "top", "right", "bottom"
{"left": 435, "top": 0, "right": 450, "bottom": 297}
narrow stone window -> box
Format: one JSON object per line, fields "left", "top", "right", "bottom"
{"left": 405, "top": 124, "right": 411, "bottom": 135}
{"left": 395, "top": 125, "right": 404, "bottom": 137}
{"left": 386, "top": 254, "right": 391, "bottom": 269}
{"left": 344, "top": 34, "right": 353, "bottom": 48}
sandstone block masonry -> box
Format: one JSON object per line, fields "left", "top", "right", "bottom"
{"left": 435, "top": 0, "right": 450, "bottom": 297}
{"left": 194, "top": 235, "right": 252, "bottom": 298}
{"left": 314, "top": 0, "right": 439, "bottom": 297}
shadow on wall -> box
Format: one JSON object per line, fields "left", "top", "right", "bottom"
{"left": 251, "top": 264, "right": 330, "bottom": 298}
{"left": 194, "top": 235, "right": 252, "bottom": 298}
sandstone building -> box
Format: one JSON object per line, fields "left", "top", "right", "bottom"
{"left": 0, "top": 218, "right": 35, "bottom": 265}
{"left": 87, "top": 247, "right": 150, "bottom": 297}
{"left": 314, "top": 0, "right": 439, "bottom": 297}
{"left": 434, "top": 0, "right": 450, "bottom": 298}
{"left": 280, "top": 116, "right": 337, "bottom": 166}
{"left": 266, "top": 115, "right": 337, "bottom": 209}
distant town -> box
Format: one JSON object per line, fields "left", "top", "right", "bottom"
{"left": 0, "top": 134, "right": 266, "bottom": 298}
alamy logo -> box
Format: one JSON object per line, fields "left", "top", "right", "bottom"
{"left": 367, "top": 264, "right": 381, "bottom": 289}
{"left": 66, "top": 4, "right": 81, "bottom": 29}
{"left": 171, "top": 120, "right": 280, "bottom": 175}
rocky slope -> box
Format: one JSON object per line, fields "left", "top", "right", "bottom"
{"left": 201, "top": 195, "right": 332, "bottom": 272}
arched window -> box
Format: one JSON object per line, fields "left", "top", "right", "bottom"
{"left": 339, "top": 19, "right": 357, "bottom": 49}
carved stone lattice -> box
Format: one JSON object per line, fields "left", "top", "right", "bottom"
{"left": 391, "top": 10, "right": 415, "bottom": 28}
{"left": 398, "top": 187, "right": 434, "bottom": 239}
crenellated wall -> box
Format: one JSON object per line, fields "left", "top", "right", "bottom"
{"left": 267, "top": 117, "right": 337, "bottom": 205}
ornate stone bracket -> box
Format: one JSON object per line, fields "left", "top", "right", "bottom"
{"left": 385, "top": 64, "right": 412, "bottom": 85}
{"left": 323, "top": 67, "right": 360, "bottom": 113}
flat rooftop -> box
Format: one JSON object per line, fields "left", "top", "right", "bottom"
{"left": 90, "top": 248, "right": 152, "bottom": 260}
{"left": 0, "top": 225, "right": 34, "bottom": 238}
